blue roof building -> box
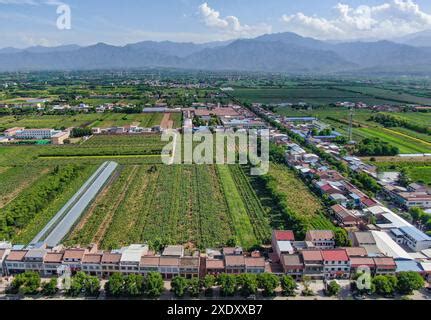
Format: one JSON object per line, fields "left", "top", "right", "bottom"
{"left": 399, "top": 226, "right": 431, "bottom": 252}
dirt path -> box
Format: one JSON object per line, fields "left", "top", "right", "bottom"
{"left": 92, "top": 165, "right": 139, "bottom": 245}
{"left": 160, "top": 113, "right": 173, "bottom": 129}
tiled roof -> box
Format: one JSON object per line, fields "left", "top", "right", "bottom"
{"left": 343, "top": 247, "right": 367, "bottom": 257}
{"left": 225, "top": 255, "right": 245, "bottom": 267}
{"left": 101, "top": 252, "right": 121, "bottom": 264}
{"left": 281, "top": 254, "right": 304, "bottom": 268}
{"left": 82, "top": 253, "right": 102, "bottom": 264}
{"left": 206, "top": 259, "right": 225, "bottom": 269}
{"left": 301, "top": 250, "right": 323, "bottom": 262}
{"left": 306, "top": 230, "right": 334, "bottom": 241}
{"left": 274, "top": 230, "right": 295, "bottom": 241}
{"left": 6, "top": 250, "right": 27, "bottom": 261}
{"left": 159, "top": 257, "right": 179, "bottom": 267}
{"left": 140, "top": 256, "right": 160, "bottom": 267}
{"left": 245, "top": 257, "right": 265, "bottom": 268}
{"left": 373, "top": 257, "right": 396, "bottom": 268}
{"left": 350, "top": 257, "right": 375, "bottom": 267}
{"left": 63, "top": 249, "right": 86, "bottom": 260}
{"left": 44, "top": 252, "right": 64, "bottom": 263}
{"left": 321, "top": 249, "right": 349, "bottom": 262}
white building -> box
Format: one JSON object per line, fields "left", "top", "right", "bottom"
{"left": 119, "top": 244, "right": 149, "bottom": 274}
{"left": 399, "top": 226, "right": 431, "bottom": 252}
{"left": 16, "top": 128, "right": 57, "bottom": 140}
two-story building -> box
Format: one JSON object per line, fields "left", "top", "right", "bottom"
{"left": 321, "top": 249, "right": 350, "bottom": 279}
{"left": 100, "top": 252, "right": 121, "bottom": 277}
{"left": 301, "top": 250, "right": 324, "bottom": 279}
{"left": 281, "top": 254, "right": 304, "bottom": 280}
{"left": 62, "top": 248, "right": 86, "bottom": 274}
{"left": 225, "top": 255, "right": 246, "bottom": 274}
{"left": 159, "top": 257, "right": 179, "bottom": 279}
{"left": 305, "top": 230, "right": 335, "bottom": 249}
{"left": 373, "top": 257, "right": 397, "bottom": 276}
{"left": 4, "top": 250, "right": 28, "bottom": 275}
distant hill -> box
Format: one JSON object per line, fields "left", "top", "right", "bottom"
{"left": 1, "top": 33, "right": 431, "bottom": 74}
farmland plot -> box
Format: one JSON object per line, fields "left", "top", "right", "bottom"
{"left": 73, "top": 164, "right": 235, "bottom": 250}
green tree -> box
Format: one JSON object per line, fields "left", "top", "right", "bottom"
{"left": 334, "top": 228, "right": 351, "bottom": 247}
{"left": 218, "top": 274, "right": 237, "bottom": 297}
{"left": 84, "top": 276, "right": 100, "bottom": 296}
{"left": 409, "top": 207, "right": 424, "bottom": 223}
{"left": 202, "top": 274, "right": 216, "bottom": 296}
{"left": 145, "top": 272, "right": 164, "bottom": 298}
{"left": 106, "top": 273, "right": 124, "bottom": 297}
{"left": 10, "top": 271, "right": 41, "bottom": 295}
{"left": 124, "top": 274, "right": 144, "bottom": 297}
{"left": 68, "top": 272, "right": 86, "bottom": 296}
{"left": 396, "top": 272, "right": 425, "bottom": 295}
{"left": 257, "top": 273, "right": 279, "bottom": 296}
{"left": 188, "top": 277, "right": 202, "bottom": 298}
{"left": 280, "top": 275, "right": 297, "bottom": 296}
{"left": 41, "top": 278, "right": 58, "bottom": 296}
{"left": 373, "top": 275, "right": 397, "bottom": 297}
{"left": 326, "top": 280, "right": 341, "bottom": 297}
{"left": 171, "top": 276, "right": 188, "bottom": 298}
{"left": 301, "top": 275, "right": 315, "bottom": 296}
{"left": 237, "top": 274, "right": 258, "bottom": 297}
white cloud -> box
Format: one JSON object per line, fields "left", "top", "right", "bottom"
{"left": 281, "top": 0, "right": 431, "bottom": 40}
{"left": 198, "top": 2, "right": 271, "bottom": 38}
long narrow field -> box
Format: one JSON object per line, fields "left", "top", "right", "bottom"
{"left": 0, "top": 112, "right": 167, "bottom": 130}
{"left": 216, "top": 165, "right": 259, "bottom": 248}
{"left": 0, "top": 166, "right": 50, "bottom": 208}
{"left": 0, "top": 164, "right": 97, "bottom": 243}
{"left": 249, "top": 163, "right": 335, "bottom": 236}
{"left": 357, "top": 127, "right": 431, "bottom": 154}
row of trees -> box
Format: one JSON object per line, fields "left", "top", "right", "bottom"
{"left": 105, "top": 272, "right": 164, "bottom": 297}
{"left": 7, "top": 271, "right": 101, "bottom": 297}
{"left": 371, "top": 113, "right": 431, "bottom": 135}
{"left": 170, "top": 273, "right": 299, "bottom": 298}
{"left": 353, "top": 271, "right": 425, "bottom": 297}
{"left": 356, "top": 138, "right": 399, "bottom": 156}
{"left": 5, "top": 270, "right": 426, "bottom": 299}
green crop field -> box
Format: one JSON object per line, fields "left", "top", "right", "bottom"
{"left": 233, "top": 87, "right": 402, "bottom": 105}
{"left": 357, "top": 127, "right": 431, "bottom": 154}
{"left": 0, "top": 112, "right": 166, "bottom": 131}
{"left": 334, "top": 86, "right": 431, "bottom": 105}
{"left": 65, "top": 163, "right": 271, "bottom": 250}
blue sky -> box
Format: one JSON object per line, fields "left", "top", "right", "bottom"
{"left": 1, "top": 0, "right": 431, "bottom": 48}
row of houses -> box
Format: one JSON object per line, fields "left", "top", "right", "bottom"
{"left": 271, "top": 230, "right": 431, "bottom": 280}
{"left": 2, "top": 228, "right": 431, "bottom": 281}
{"left": 0, "top": 242, "right": 267, "bottom": 279}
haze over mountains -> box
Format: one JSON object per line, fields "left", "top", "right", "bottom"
{"left": 1, "top": 32, "right": 431, "bottom": 74}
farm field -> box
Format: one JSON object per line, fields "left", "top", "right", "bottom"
{"left": 267, "top": 164, "right": 335, "bottom": 230}
{"left": 233, "top": 87, "right": 399, "bottom": 105}
{"left": 0, "top": 112, "right": 168, "bottom": 130}
{"left": 334, "top": 86, "right": 431, "bottom": 105}
{"left": 65, "top": 163, "right": 272, "bottom": 250}
{"left": 0, "top": 166, "right": 51, "bottom": 208}
{"left": 357, "top": 127, "right": 431, "bottom": 154}
{"left": 366, "top": 157, "right": 431, "bottom": 186}
{"left": 274, "top": 107, "right": 431, "bottom": 154}
{"left": 249, "top": 163, "right": 335, "bottom": 236}
{"left": 0, "top": 164, "right": 97, "bottom": 242}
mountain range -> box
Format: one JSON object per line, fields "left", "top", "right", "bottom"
{"left": 1, "top": 32, "right": 431, "bottom": 74}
